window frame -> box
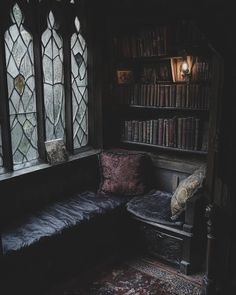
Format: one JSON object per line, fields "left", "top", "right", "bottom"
{"left": 0, "top": 0, "right": 102, "bottom": 176}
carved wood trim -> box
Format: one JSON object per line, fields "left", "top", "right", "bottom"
{"left": 201, "top": 204, "right": 218, "bottom": 295}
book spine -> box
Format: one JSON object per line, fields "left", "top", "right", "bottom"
{"left": 146, "top": 120, "right": 150, "bottom": 143}
{"left": 169, "top": 118, "right": 174, "bottom": 147}
{"left": 201, "top": 121, "right": 209, "bottom": 151}
{"left": 138, "top": 121, "right": 142, "bottom": 143}
{"left": 177, "top": 118, "right": 182, "bottom": 148}
{"left": 127, "top": 120, "right": 132, "bottom": 141}
{"left": 159, "top": 85, "right": 165, "bottom": 107}
{"left": 182, "top": 117, "right": 186, "bottom": 149}
{"left": 133, "top": 120, "right": 139, "bottom": 142}
{"left": 163, "top": 119, "right": 168, "bottom": 146}
{"left": 186, "top": 117, "right": 191, "bottom": 149}
{"left": 153, "top": 119, "right": 158, "bottom": 145}
{"left": 131, "top": 120, "right": 136, "bottom": 141}
{"left": 158, "top": 118, "right": 164, "bottom": 145}
{"left": 142, "top": 121, "right": 146, "bottom": 143}
{"left": 194, "top": 118, "right": 199, "bottom": 150}
{"left": 176, "top": 84, "right": 181, "bottom": 107}
{"left": 149, "top": 120, "right": 153, "bottom": 144}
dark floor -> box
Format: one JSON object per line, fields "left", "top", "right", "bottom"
{"left": 43, "top": 256, "right": 204, "bottom": 295}
{"left": 1, "top": 246, "right": 204, "bottom": 295}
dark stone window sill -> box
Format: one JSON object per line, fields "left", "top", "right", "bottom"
{"left": 0, "top": 147, "right": 101, "bottom": 183}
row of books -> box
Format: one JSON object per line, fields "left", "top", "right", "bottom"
{"left": 113, "top": 26, "right": 168, "bottom": 58}
{"left": 122, "top": 117, "right": 208, "bottom": 151}
{"left": 140, "top": 61, "right": 172, "bottom": 82}
{"left": 113, "top": 22, "right": 205, "bottom": 59}
{"left": 117, "top": 84, "right": 210, "bottom": 109}
{"left": 192, "top": 57, "right": 211, "bottom": 81}
{"left": 138, "top": 57, "right": 211, "bottom": 84}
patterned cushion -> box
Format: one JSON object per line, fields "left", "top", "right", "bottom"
{"left": 98, "top": 151, "right": 152, "bottom": 196}
{"left": 170, "top": 165, "right": 206, "bottom": 220}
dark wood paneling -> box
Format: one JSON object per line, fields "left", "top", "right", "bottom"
{"left": 149, "top": 152, "right": 204, "bottom": 193}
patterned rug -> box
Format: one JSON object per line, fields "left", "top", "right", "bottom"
{"left": 45, "top": 257, "right": 203, "bottom": 295}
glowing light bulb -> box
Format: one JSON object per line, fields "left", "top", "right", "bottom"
{"left": 181, "top": 61, "right": 189, "bottom": 73}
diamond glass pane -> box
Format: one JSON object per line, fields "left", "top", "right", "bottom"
{"left": 42, "top": 11, "right": 65, "bottom": 141}
{"left": 71, "top": 17, "right": 88, "bottom": 149}
{"left": 5, "top": 3, "right": 38, "bottom": 165}
{"left": 10, "top": 114, "right": 37, "bottom": 164}
{"left": 0, "top": 125, "right": 3, "bottom": 167}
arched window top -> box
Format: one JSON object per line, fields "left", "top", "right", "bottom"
{"left": 75, "top": 17, "right": 80, "bottom": 33}
{"left": 47, "top": 11, "right": 56, "bottom": 30}
{"left": 10, "top": 3, "right": 24, "bottom": 27}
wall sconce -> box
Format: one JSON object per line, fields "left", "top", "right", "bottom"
{"left": 180, "top": 59, "right": 191, "bottom": 81}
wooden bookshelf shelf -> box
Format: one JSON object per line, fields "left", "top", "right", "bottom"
{"left": 127, "top": 105, "right": 209, "bottom": 112}
{"left": 117, "top": 81, "right": 211, "bottom": 85}
{"left": 121, "top": 140, "right": 208, "bottom": 155}
{"left": 118, "top": 55, "right": 179, "bottom": 63}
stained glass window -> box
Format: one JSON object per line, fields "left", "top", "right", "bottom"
{"left": 5, "top": 3, "right": 38, "bottom": 165}
{"left": 42, "top": 11, "right": 65, "bottom": 141}
{"left": 1, "top": 2, "right": 91, "bottom": 173}
{"left": 71, "top": 17, "right": 88, "bottom": 149}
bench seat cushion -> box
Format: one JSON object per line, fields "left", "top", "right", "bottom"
{"left": 2, "top": 191, "right": 129, "bottom": 255}
{"left": 126, "top": 190, "right": 183, "bottom": 228}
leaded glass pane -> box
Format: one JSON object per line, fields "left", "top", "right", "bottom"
{"left": 71, "top": 17, "right": 88, "bottom": 149}
{"left": 0, "top": 126, "right": 3, "bottom": 167}
{"left": 5, "top": 3, "right": 38, "bottom": 165}
{"left": 42, "top": 11, "right": 65, "bottom": 141}
{"left": 10, "top": 114, "right": 37, "bottom": 164}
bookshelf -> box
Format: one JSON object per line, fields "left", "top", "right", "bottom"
{"left": 122, "top": 141, "right": 207, "bottom": 155}
{"left": 110, "top": 21, "right": 212, "bottom": 156}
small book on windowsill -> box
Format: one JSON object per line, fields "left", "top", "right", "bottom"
{"left": 45, "top": 138, "right": 68, "bottom": 165}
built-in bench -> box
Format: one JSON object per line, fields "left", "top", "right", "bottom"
{"left": 0, "top": 150, "right": 206, "bottom": 293}
{"left": 1, "top": 191, "right": 130, "bottom": 256}
{"left": 0, "top": 150, "right": 135, "bottom": 294}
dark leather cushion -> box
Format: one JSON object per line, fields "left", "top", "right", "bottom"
{"left": 98, "top": 151, "right": 153, "bottom": 196}
{"left": 2, "top": 191, "right": 129, "bottom": 255}
{"left": 126, "top": 190, "right": 184, "bottom": 227}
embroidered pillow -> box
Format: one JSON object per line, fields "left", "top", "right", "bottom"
{"left": 98, "top": 151, "right": 152, "bottom": 196}
{"left": 170, "top": 165, "right": 206, "bottom": 220}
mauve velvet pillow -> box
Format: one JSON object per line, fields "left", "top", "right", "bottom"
{"left": 98, "top": 151, "right": 152, "bottom": 196}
